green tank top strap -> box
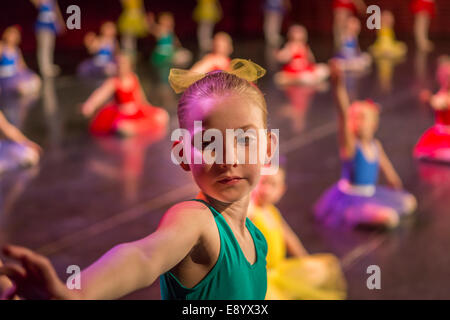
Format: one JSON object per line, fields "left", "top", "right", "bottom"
{"left": 160, "top": 199, "right": 268, "bottom": 300}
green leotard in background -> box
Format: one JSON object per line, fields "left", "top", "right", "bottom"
{"left": 160, "top": 199, "right": 268, "bottom": 300}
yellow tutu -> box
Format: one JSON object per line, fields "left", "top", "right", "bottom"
{"left": 249, "top": 203, "right": 347, "bottom": 300}
{"left": 193, "top": 0, "right": 222, "bottom": 23}
{"left": 369, "top": 27, "right": 407, "bottom": 59}
{"left": 118, "top": 0, "right": 149, "bottom": 37}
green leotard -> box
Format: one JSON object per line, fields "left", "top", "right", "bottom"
{"left": 160, "top": 199, "right": 268, "bottom": 300}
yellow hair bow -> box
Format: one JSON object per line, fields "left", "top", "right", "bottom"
{"left": 168, "top": 59, "right": 266, "bottom": 94}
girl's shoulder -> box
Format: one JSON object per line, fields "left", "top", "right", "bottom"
{"left": 164, "top": 200, "right": 217, "bottom": 224}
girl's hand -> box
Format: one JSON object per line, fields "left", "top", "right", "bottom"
{"left": 0, "top": 245, "right": 75, "bottom": 300}
{"left": 25, "top": 140, "right": 43, "bottom": 155}
{"left": 81, "top": 103, "right": 94, "bottom": 118}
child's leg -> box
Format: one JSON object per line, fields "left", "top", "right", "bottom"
{"left": 264, "top": 11, "right": 283, "bottom": 47}
{"left": 414, "top": 13, "right": 433, "bottom": 51}
{"left": 17, "top": 74, "right": 41, "bottom": 96}
{"left": 37, "top": 30, "right": 58, "bottom": 77}
{"left": 197, "top": 21, "right": 215, "bottom": 52}
{"left": 400, "top": 194, "right": 417, "bottom": 216}
{"left": 345, "top": 204, "right": 400, "bottom": 228}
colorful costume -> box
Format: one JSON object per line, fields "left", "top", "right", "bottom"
{"left": 35, "top": 0, "right": 61, "bottom": 34}
{"left": 193, "top": 0, "right": 222, "bottom": 23}
{"left": 118, "top": 0, "right": 148, "bottom": 38}
{"left": 249, "top": 202, "right": 347, "bottom": 300}
{"left": 414, "top": 101, "right": 450, "bottom": 163}
{"left": 333, "top": 0, "right": 357, "bottom": 14}
{"left": 0, "top": 141, "right": 39, "bottom": 174}
{"left": 315, "top": 142, "right": 413, "bottom": 227}
{"left": 0, "top": 47, "right": 38, "bottom": 95}
{"left": 280, "top": 45, "right": 329, "bottom": 84}
{"left": 410, "top": 0, "right": 436, "bottom": 18}
{"left": 369, "top": 27, "right": 407, "bottom": 58}
{"left": 335, "top": 36, "right": 371, "bottom": 71}
{"left": 89, "top": 73, "right": 166, "bottom": 136}
{"left": 160, "top": 199, "right": 268, "bottom": 300}
{"left": 77, "top": 40, "right": 117, "bottom": 78}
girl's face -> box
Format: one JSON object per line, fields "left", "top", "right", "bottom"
{"left": 288, "top": 26, "right": 307, "bottom": 43}
{"left": 213, "top": 35, "right": 233, "bottom": 56}
{"left": 381, "top": 11, "right": 394, "bottom": 28}
{"left": 346, "top": 17, "right": 361, "bottom": 36}
{"left": 101, "top": 22, "right": 116, "bottom": 38}
{"left": 3, "top": 28, "right": 20, "bottom": 46}
{"left": 350, "top": 102, "right": 379, "bottom": 141}
{"left": 180, "top": 94, "right": 273, "bottom": 204}
{"left": 252, "top": 169, "right": 286, "bottom": 207}
{"left": 160, "top": 15, "right": 174, "bottom": 31}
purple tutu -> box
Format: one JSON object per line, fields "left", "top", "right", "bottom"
{"left": 77, "top": 58, "right": 117, "bottom": 78}
{"left": 0, "top": 141, "right": 39, "bottom": 174}
{"left": 314, "top": 182, "right": 412, "bottom": 227}
{"left": 0, "top": 69, "right": 37, "bottom": 94}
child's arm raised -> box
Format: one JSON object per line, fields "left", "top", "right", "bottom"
{"left": 81, "top": 79, "right": 116, "bottom": 117}
{"left": 329, "top": 59, "right": 355, "bottom": 159}
{"left": 376, "top": 140, "right": 403, "bottom": 190}
{"left": 0, "top": 203, "right": 209, "bottom": 300}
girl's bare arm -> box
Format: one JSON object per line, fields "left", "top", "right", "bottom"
{"left": 281, "top": 216, "right": 308, "bottom": 257}
{"left": 376, "top": 140, "right": 403, "bottom": 190}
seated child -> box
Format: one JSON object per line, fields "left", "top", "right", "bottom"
{"left": 274, "top": 25, "right": 330, "bottom": 86}
{"left": 249, "top": 167, "right": 347, "bottom": 300}
{"left": 315, "top": 60, "right": 417, "bottom": 229}
{"left": 0, "top": 26, "right": 41, "bottom": 96}
{"left": 369, "top": 11, "right": 407, "bottom": 59}
{"left": 81, "top": 53, "right": 169, "bottom": 137}
{"left": 77, "top": 22, "right": 119, "bottom": 78}
{"left": 190, "top": 32, "right": 233, "bottom": 74}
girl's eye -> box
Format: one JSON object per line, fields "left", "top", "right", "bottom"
{"left": 237, "top": 136, "right": 256, "bottom": 145}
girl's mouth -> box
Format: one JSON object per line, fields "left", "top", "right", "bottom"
{"left": 217, "top": 176, "right": 243, "bottom": 185}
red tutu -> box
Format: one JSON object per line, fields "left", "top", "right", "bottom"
{"left": 89, "top": 104, "right": 167, "bottom": 136}
{"left": 410, "top": 0, "right": 436, "bottom": 17}
{"left": 333, "top": 0, "right": 357, "bottom": 14}
{"left": 414, "top": 109, "right": 450, "bottom": 162}
{"left": 89, "top": 73, "right": 168, "bottom": 136}
{"left": 282, "top": 46, "right": 315, "bottom": 75}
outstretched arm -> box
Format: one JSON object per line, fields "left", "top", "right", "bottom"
{"left": 276, "top": 44, "right": 293, "bottom": 64}
{"left": 329, "top": 59, "right": 355, "bottom": 159}
{"left": 376, "top": 140, "right": 403, "bottom": 190}
{"left": 0, "top": 203, "right": 206, "bottom": 300}
{"left": 81, "top": 79, "right": 115, "bottom": 117}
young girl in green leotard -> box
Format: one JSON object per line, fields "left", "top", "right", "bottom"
{"left": 0, "top": 60, "right": 276, "bottom": 300}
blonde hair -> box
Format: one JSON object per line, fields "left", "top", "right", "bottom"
{"left": 177, "top": 71, "right": 267, "bottom": 129}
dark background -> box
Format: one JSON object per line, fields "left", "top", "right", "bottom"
{"left": 1, "top": 0, "right": 449, "bottom": 53}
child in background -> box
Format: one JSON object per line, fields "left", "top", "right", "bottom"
{"left": 0, "top": 26, "right": 41, "bottom": 96}
{"left": 369, "top": 11, "right": 407, "bottom": 59}
{"left": 81, "top": 53, "right": 169, "bottom": 137}
{"left": 315, "top": 60, "right": 417, "bottom": 229}
{"left": 77, "top": 22, "right": 119, "bottom": 78}
{"left": 414, "top": 56, "right": 450, "bottom": 163}
{"left": 263, "top": 0, "right": 291, "bottom": 48}
{"left": 335, "top": 16, "right": 371, "bottom": 72}
{"left": 0, "top": 110, "right": 41, "bottom": 175}
{"left": 118, "top": 0, "right": 149, "bottom": 57}
{"left": 0, "top": 60, "right": 275, "bottom": 300}
{"left": 333, "top": 0, "right": 366, "bottom": 48}
{"left": 249, "top": 167, "right": 347, "bottom": 300}
{"left": 193, "top": 0, "right": 222, "bottom": 53}
{"left": 411, "top": 0, "right": 436, "bottom": 52}
{"left": 274, "top": 25, "right": 330, "bottom": 86}
{"left": 148, "top": 12, "right": 192, "bottom": 83}
{"left": 30, "top": 0, "right": 65, "bottom": 77}
{"left": 190, "top": 32, "right": 232, "bottom": 74}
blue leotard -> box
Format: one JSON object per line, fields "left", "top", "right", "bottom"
{"left": 0, "top": 48, "right": 19, "bottom": 78}
{"left": 35, "top": 0, "right": 59, "bottom": 33}
{"left": 341, "top": 142, "right": 380, "bottom": 186}
{"left": 94, "top": 42, "right": 115, "bottom": 66}
{"left": 338, "top": 37, "right": 359, "bottom": 59}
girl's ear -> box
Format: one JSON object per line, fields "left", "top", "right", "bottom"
{"left": 172, "top": 140, "right": 191, "bottom": 172}
{"left": 265, "top": 130, "right": 279, "bottom": 165}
